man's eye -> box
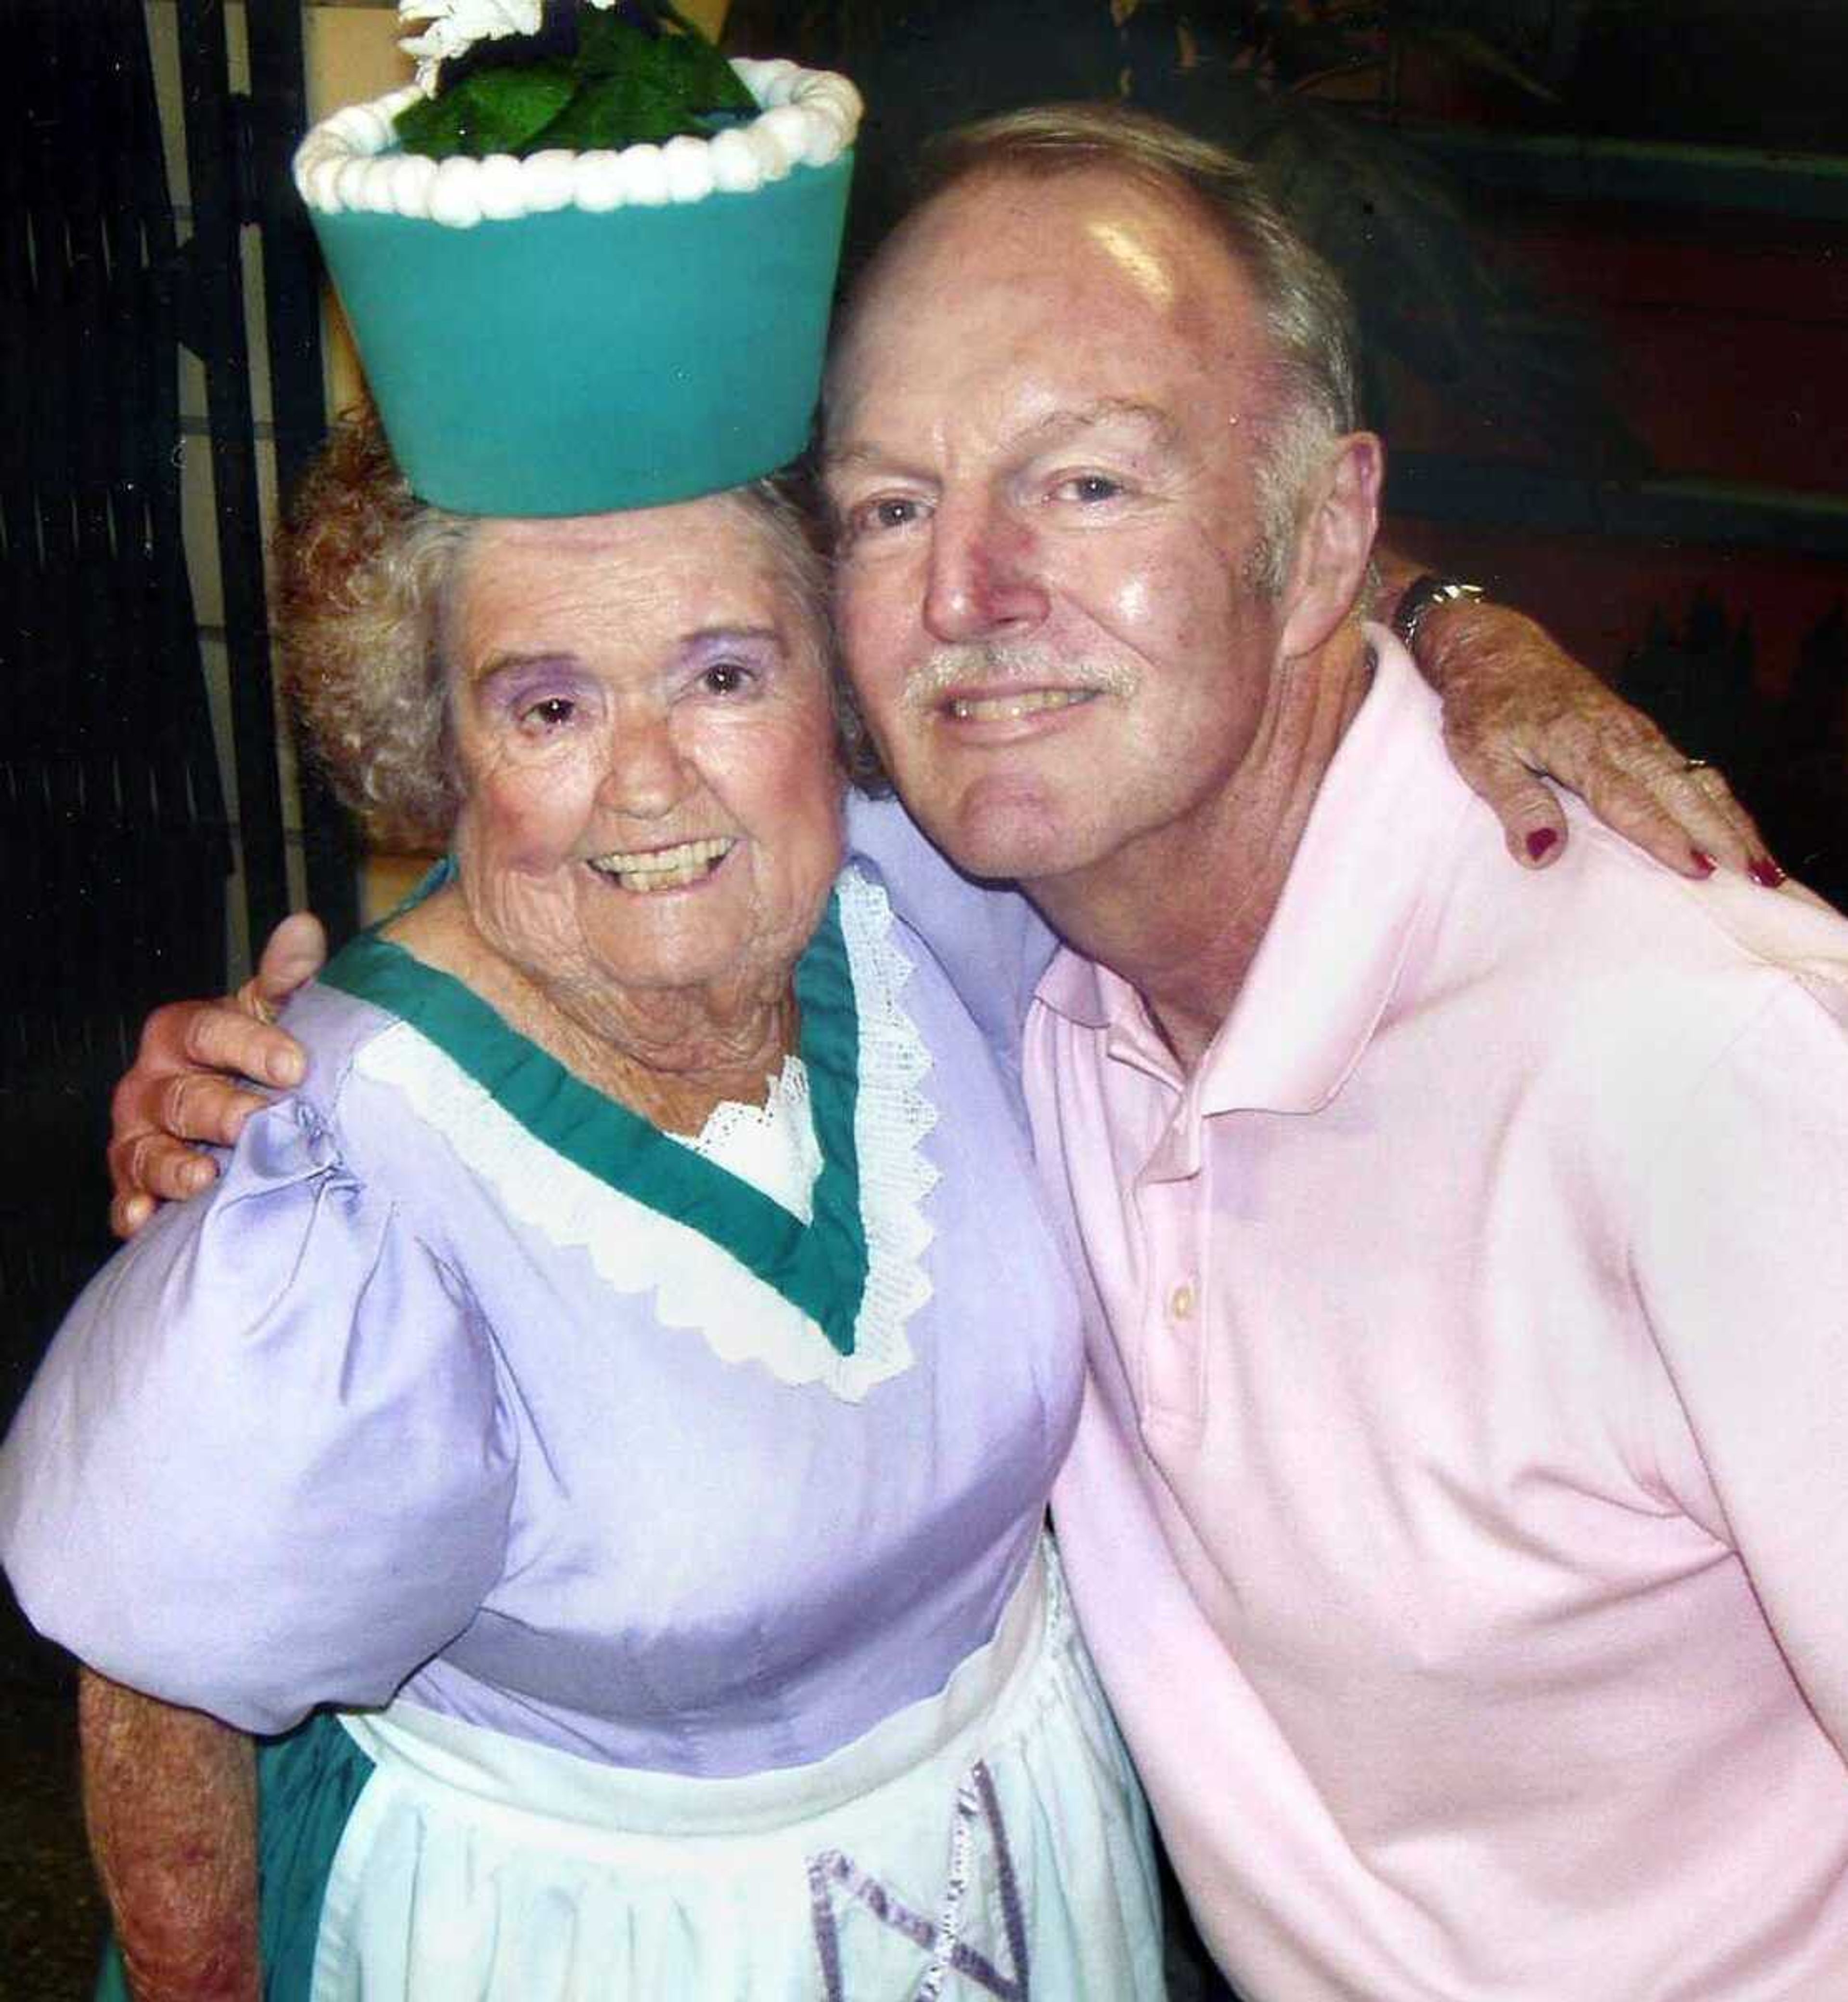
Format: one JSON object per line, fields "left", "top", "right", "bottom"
{"left": 853, "top": 495, "right": 923, "bottom": 535}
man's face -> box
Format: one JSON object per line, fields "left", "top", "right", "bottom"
{"left": 825, "top": 166, "right": 1296, "bottom": 894}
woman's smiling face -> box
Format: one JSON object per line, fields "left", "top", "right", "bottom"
{"left": 446, "top": 495, "right": 844, "bottom": 1042}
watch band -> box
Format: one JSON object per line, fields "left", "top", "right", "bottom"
{"left": 1392, "top": 575, "right": 1487, "bottom": 654}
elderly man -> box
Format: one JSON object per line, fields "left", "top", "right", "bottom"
{"left": 107, "top": 107, "right": 1834, "bottom": 2000}
{"left": 823, "top": 106, "right": 1848, "bottom": 1999}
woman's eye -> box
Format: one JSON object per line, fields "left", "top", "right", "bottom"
{"left": 701, "top": 661, "right": 754, "bottom": 696}
{"left": 519, "top": 695, "right": 577, "bottom": 731}
{"left": 1058, "top": 474, "right": 1123, "bottom": 504}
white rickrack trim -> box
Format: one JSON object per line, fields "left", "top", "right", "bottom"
{"left": 352, "top": 868, "right": 937, "bottom": 1404}
{"left": 293, "top": 37, "right": 861, "bottom": 228}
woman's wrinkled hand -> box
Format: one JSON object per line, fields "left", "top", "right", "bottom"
{"left": 1420, "top": 596, "right": 1779, "bottom": 884}
{"left": 107, "top": 913, "right": 328, "bottom": 1239}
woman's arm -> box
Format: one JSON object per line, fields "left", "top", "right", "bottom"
{"left": 79, "top": 1670, "right": 258, "bottom": 2002}
{"left": 1374, "top": 552, "right": 1774, "bottom": 880}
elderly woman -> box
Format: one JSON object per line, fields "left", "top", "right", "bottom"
{"left": 0, "top": 411, "right": 1161, "bottom": 1999}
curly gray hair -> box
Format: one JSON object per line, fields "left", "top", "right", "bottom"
{"left": 277, "top": 409, "right": 847, "bottom": 847}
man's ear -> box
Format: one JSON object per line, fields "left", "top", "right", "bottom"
{"left": 1277, "top": 432, "right": 1384, "bottom": 661}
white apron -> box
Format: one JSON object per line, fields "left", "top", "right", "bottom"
{"left": 311, "top": 1540, "right": 1163, "bottom": 2000}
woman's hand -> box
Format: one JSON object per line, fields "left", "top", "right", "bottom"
{"left": 1412, "top": 593, "right": 1778, "bottom": 883}
{"left": 108, "top": 914, "right": 326, "bottom": 1239}
{"left": 79, "top": 1672, "right": 259, "bottom": 2002}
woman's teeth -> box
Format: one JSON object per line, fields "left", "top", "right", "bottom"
{"left": 589, "top": 837, "right": 735, "bottom": 892}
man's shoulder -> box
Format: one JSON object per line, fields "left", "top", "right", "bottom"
{"left": 1554, "top": 816, "right": 1844, "bottom": 1007}
{"left": 1436, "top": 809, "right": 1848, "bottom": 1092}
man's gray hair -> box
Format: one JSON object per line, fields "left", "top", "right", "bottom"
{"left": 865, "top": 103, "right": 1362, "bottom": 597}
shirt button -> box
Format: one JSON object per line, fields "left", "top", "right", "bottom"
{"left": 1169, "top": 1281, "right": 1196, "bottom": 1322}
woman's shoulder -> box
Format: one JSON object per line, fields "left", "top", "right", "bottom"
{"left": 241, "top": 951, "right": 484, "bottom": 1228}
{"left": 270, "top": 968, "right": 422, "bottom": 1152}
{"left": 283, "top": 968, "right": 408, "bottom": 1085}
{"left": 282, "top": 871, "right": 488, "bottom": 1101}
{"left": 835, "top": 860, "right": 961, "bottom": 1043}
{"left": 835, "top": 858, "right": 1035, "bottom": 1120}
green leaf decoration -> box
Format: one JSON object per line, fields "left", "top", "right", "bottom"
{"left": 577, "top": 13, "right": 757, "bottom": 115}
{"left": 393, "top": 61, "right": 578, "bottom": 160}
{"left": 655, "top": 17, "right": 757, "bottom": 116}
{"left": 527, "top": 69, "right": 702, "bottom": 149}
{"left": 394, "top": 4, "right": 757, "bottom": 162}
{"left": 578, "top": 8, "right": 661, "bottom": 75}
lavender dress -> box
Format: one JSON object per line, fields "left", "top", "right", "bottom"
{"left": 1, "top": 863, "right": 1161, "bottom": 1999}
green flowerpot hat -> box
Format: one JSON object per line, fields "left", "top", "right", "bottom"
{"left": 294, "top": 2, "right": 859, "bottom": 516}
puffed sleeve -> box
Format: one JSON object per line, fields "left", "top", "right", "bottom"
{"left": 0, "top": 1091, "right": 517, "bottom": 1736}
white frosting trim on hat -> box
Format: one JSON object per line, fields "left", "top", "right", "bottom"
{"left": 294, "top": 56, "right": 861, "bottom": 229}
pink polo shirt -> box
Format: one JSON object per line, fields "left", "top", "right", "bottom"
{"left": 1032, "top": 633, "right": 1848, "bottom": 2000}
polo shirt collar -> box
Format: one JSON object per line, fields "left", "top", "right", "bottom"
{"left": 1034, "top": 628, "right": 1476, "bottom": 1115}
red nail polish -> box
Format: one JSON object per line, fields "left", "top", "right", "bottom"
{"left": 1690, "top": 850, "right": 1717, "bottom": 877}
{"left": 1749, "top": 857, "right": 1786, "bottom": 888}
{"left": 1525, "top": 828, "right": 1558, "bottom": 861}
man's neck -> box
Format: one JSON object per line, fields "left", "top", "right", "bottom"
{"left": 1027, "top": 629, "right": 1374, "bottom": 1072}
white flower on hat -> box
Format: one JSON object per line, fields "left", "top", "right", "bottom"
{"left": 398, "top": 0, "right": 623, "bottom": 92}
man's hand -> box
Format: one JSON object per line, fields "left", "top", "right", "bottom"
{"left": 1416, "top": 595, "right": 1779, "bottom": 883}
{"left": 108, "top": 914, "right": 327, "bottom": 1240}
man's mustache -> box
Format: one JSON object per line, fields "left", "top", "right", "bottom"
{"left": 900, "top": 644, "right": 1140, "bottom": 714}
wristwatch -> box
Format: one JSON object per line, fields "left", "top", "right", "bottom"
{"left": 1392, "top": 575, "right": 1486, "bottom": 655}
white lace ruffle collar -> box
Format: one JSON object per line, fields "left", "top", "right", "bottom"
{"left": 353, "top": 868, "right": 938, "bottom": 1402}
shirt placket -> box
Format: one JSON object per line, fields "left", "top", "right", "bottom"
{"left": 1130, "top": 1097, "right": 1210, "bottom": 1429}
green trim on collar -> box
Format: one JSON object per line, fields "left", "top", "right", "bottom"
{"left": 321, "top": 891, "right": 869, "bottom": 1355}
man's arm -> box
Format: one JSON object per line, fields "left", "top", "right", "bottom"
{"left": 1375, "top": 554, "right": 1776, "bottom": 882}
{"left": 79, "top": 1671, "right": 259, "bottom": 2002}
{"left": 1622, "top": 956, "right": 1848, "bottom": 1756}
{"left": 105, "top": 596, "right": 1781, "bottom": 1230}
